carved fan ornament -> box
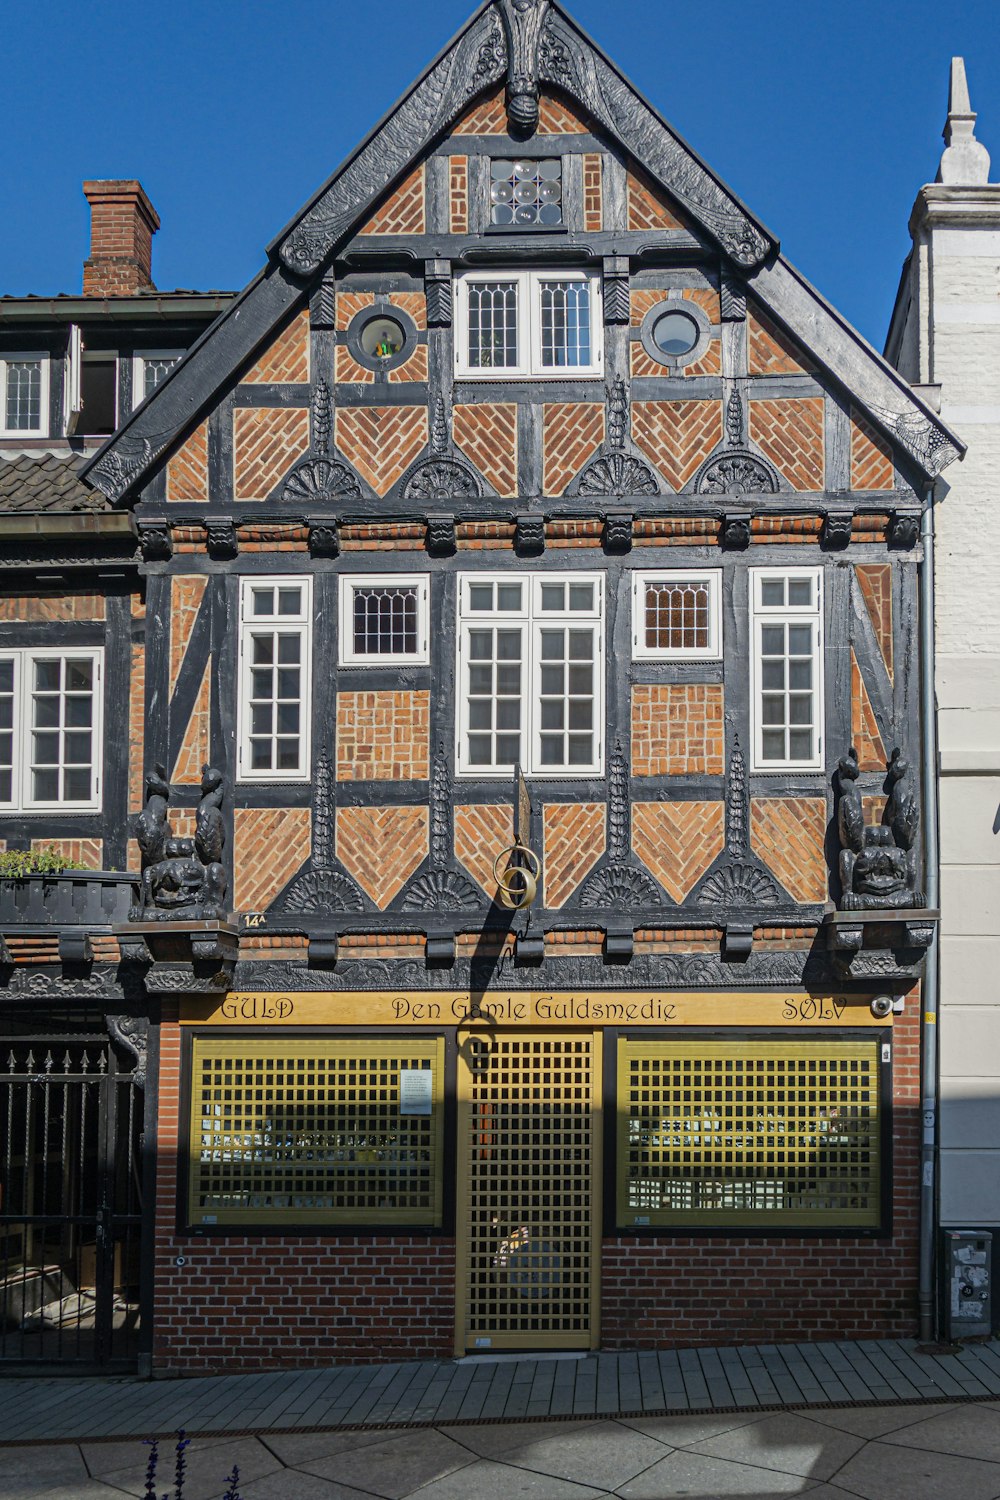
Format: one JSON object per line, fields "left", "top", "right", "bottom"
{"left": 282, "top": 458, "right": 362, "bottom": 504}
{"left": 402, "top": 458, "right": 482, "bottom": 502}
{"left": 578, "top": 865, "right": 661, "bottom": 911}
{"left": 697, "top": 863, "right": 779, "bottom": 908}
{"left": 273, "top": 870, "right": 366, "bottom": 916}
{"left": 401, "top": 871, "right": 482, "bottom": 912}
{"left": 697, "top": 452, "right": 779, "bottom": 495}
{"left": 576, "top": 452, "right": 659, "bottom": 499}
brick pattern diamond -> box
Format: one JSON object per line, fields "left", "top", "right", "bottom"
{"left": 543, "top": 803, "right": 605, "bottom": 909}
{"left": 632, "top": 400, "right": 723, "bottom": 491}
{"left": 748, "top": 398, "right": 825, "bottom": 491}
{"left": 357, "top": 164, "right": 426, "bottom": 235}
{"left": 750, "top": 797, "right": 828, "bottom": 904}
{"left": 627, "top": 168, "right": 683, "bottom": 231}
{"left": 453, "top": 402, "right": 518, "bottom": 497}
{"left": 172, "top": 659, "right": 212, "bottom": 785}
{"left": 242, "top": 311, "right": 310, "bottom": 384}
{"left": 538, "top": 93, "right": 589, "bottom": 133}
{"left": 128, "top": 644, "right": 145, "bottom": 815}
{"left": 336, "top": 691, "right": 430, "bottom": 782}
{"left": 852, "top": 650, "right": 886, "bottom": 770}
{"left": 166, "top": 420, "right": 209, "bottom": 502}
{"left": 455, "top": 804, "right": 513, "bottom": 896}
{"left": 336, "top": 806, "right": 428, "bottom": 909}
{"left": 747, "top": 309, "right": 816, "bottom": 375}
{"left": 583, "top": 154, "right": 602, "bottom": 230}
{"left": 233, "top": 808, "right": 311, "bottom": 912}
{"left": 631, "top": 685, "right": 725, "bottom": 775}
{"left": 453, "top": 89, "right": 508, "bottom": 134}
{"left": 233, "top": 407, "right": 311, "bottom": 501}
{"left": 856, "top": 563, "right": 894, "bottom": 681}
{"left": 632, "top": 801, "right": 725, "bottom": 903}
{"left": 851, "top": 408, "right": 895, "bottom": 490}
{"left": 450, "top": 157, "right": 469, "bottom": 234}
{"left": 335, "top": 406, "right": 429, "bottom": 496}
{"left": 169, "top": 575, "right": 207, "bottom": 699}
{"left": 543, "top": 403, "right": 605, "bottom": 495}
{"left": 30, "top": 838, "right": 103, "bottom": 870}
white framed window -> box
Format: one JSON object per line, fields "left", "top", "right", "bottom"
{"left": 0, "top": 650, "right": 103, "bottom": 811}
{"left": 632, "top": 569, "right": 722, "bottom": 660}
{"left": 454, "top": 270, "right": 603, "bottom": 379}
{"left": 750, "top": 568, "right": 824, "bottom": 771}
{"left": 237, "top": 577, "right": 312, "bottom": 781}
{"left": 339, "top": 574, "right": 430, "bottom": 667}
{"left": 0, "top": 353, "right": 49, "bottom": 437}
{"left": 456, "top": 572, "right": 604, "bottom": 777}
{"left": 133, "top": 350, "right": 183, "bottom": 408}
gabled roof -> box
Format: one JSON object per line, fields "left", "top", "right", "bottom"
{"left": 82, "top": 0, "right": 963, "bottom": 501}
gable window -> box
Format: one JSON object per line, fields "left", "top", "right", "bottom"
{"left": 0, "top": 354, "right": 48, "bottom": 437}
{"left": 133, "top": 350, "right": 182, "bottom": 407}
{"left": 750, "top": 568, "right": 824, "bottom": 771}
{"left": 632, "top": 570, "right": 722, "bottom": 660}
{"left": 339, "top": 575, "right": 429, "bottom": 667}
{"left": 237, "top": 577, "right": 312, "bottom": 781}
{"left": 0, "top": 651, "right": 103, "bottom": 811}
{"left": 455, "top": 270, "right": 602, "bottom": 379}
{"left": 490, "top": 158, "right": 563, "bottom": 227}
{"left": 456, "top": 572, "right": 603, "bottom": 776}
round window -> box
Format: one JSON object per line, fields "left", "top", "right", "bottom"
{"left": 359, "top": 316, "right": 406, "bottom": 360}
{"left": 651, "top": 309, "right": 700, "bottom": 357}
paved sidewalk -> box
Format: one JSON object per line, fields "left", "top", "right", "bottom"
{"left": 3, "top": 1338, "right": 1000, "bottom": 1444}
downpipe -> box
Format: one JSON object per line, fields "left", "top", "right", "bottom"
{"left": 918, "top": 488, "right": 941, "bottom": 1344}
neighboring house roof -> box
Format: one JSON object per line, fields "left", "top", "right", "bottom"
{"left": 0, "top": 452, "right": 112, "bottom": 513}
{"left": 81, "top": 0, "right": 965, "bottom": 501}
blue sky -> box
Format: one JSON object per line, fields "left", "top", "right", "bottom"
{"left": 3, "top": 0, "right": 998, "bottom": 349}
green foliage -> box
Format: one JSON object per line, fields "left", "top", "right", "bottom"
{"left": 0, "top": 846, "right": 73, "bottom": 877}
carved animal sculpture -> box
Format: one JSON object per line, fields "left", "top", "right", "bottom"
{"left": 836, "top": 746, "right": 865, "bottom": 855}
{"left": 195, "top": 765, "right": 225, "bottom": 866}
{"left": 886, "top": 747, "right": 919, "bottom": 852}
{"left": 134, "top": 764, "right": 171, "bottom": 869}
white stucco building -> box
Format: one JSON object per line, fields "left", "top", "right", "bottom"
{"left": 886, "top": 59, "right": 1000, "bottom": 1241}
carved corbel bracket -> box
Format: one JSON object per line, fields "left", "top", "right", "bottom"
{"left": 426, "top": 930, "right": 457, "bottom": 967}
{"left": 822, "top": 506, "right": 854, "bottom": 551}
{"left": 426, "top": 514, "right": 457, "bottom": 557}
{"left": 498, "top": 0, "right": 551, "bottom": 137}
{"left": 515, "top": 929, "right": 545, "bottom": 965}
{"left": 824, "top": 908, "right": 938, "bottom": 980}
{"left": 721, "top": 508, "right": 752, "bottom": 550}
{"left": 59, "top": 931, "right": 93, "bottom": 967}
{"left": 309, "top": 517, "right": 340, "bottom": 558}
{"left": 137, "top": 519, "right": 172, "bottom": 562}
{"left": 603, "top": 510, "right": 633, "bottom": 554}
{"left": 114, "top": 919, "right": 239, "bottom": 993}
{"left": 889, "top": 509, "right": 921, "bottom": 550}
{"left": 515, "top": 512, "right": 546, "bottom": 555}
{"left": 0, "top": 934, "right": 12, "bottom": 966}
{"left": 308, "top": 935, "right": 339, "bottom": 967}
{"left": 722, "top": 924, "right": 754, "bottom": 961}
{"left": 425, "top": 260, "right": 453, "bottom": 327}
{"left": 205, "top": 516, "right": 238, "bottom": 559}
{"left": 604, "top": 923, "right": 634, "bottom": 963}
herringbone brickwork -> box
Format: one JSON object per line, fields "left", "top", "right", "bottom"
{"left": 851, "top": 408, "right": 895, "bottom": 490}
{"left": 747, "top": 309, "right": 816, "bottom": 375}
{"left": 357, "top": 165, "right": 426, "bottom": 235}
{"left": 583, "top": 154, "right": 602, "bottom": 231}
{"left": 242, "top": 311, "right": 310, "bottom": 384}
{"left": 169, "top": 576, "right": 207, "bottom": 699}
{"left": 631, "top": 685, "right": 725, "bottom": 775}
{"left": 128, "top": 645, "right": 145, "bottom": 815}
{"left": 632, "top": 400, "right": 723, "bottom": 490}
{"left": 630, "top": 287, "right": 720, "bottom": 324}
{"left": 0, "top": 594, "right": 105, "bottom": 622}
{"left": 856, "top": 563, "right": 894, "bottom": 680}
{"left": 543, "top": 402, "right": 605, "bottom": 495}
{"left": 627, "top": 168, "right": 683, "bottom": 230}
{"left": 453, "top": 402, "right": 518, "bottom": 496}
{"left": 336, "top": 691, "right": 429, "bottom": 781}
{"left": 632, "top": 801, "right": 725, "bottom": 903}
{"left": 631, "top": 340, "right": 721, "bottom": 380}
{"left": 172, "top": 660, "right": 211, "bottom": 784}
{"left": 453, "top": 88, "right": 508, "bottom": 134}
{"left": 750, "top": 797, "right": 828, "bottom": 903}
{"left": 454, "top": 803, "right": 513, "bottom": 896}
{"left": 543, "top": 803, "right": 605, "bottom": 909}
{"left": 335, "top": 405, "right": 428, "bottom": 496}
{"left": 537, "top": 93, "right": 589, "bottom": 132}
{"left": 233, "top": 407, "right": 310, "bottom": 500}
{"left": 31, "top": 838, "right": 103, "bottom": 870}
{"left": 233, "top": 808, "right": 311, "bottom": 913}
{"left": 166, "top": 420, "right": 209, "bottom": 502}
{"left": 336, "top": 291, "right": 427, "bottom": 331}
{"left": 335, "top": 345, "right": 428, "bottom": 386}
{"left": 748, "top": 397, "right": 825, "bottom": 490}
{"left": 336, "top": 806, "right": 428, "bottom": 909}
{"left": 852, "top": 650, "right": 886, "bottom": 770}
{"left": 449, "top": 156, "right": 469, "bottom": 233}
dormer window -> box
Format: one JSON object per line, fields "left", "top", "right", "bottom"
{"left": 490, "top": 158, "right": 563, "bottom": 227}
{"left": 455, "top": 270, "right": 602, "bottom": 379}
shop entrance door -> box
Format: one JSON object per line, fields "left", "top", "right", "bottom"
{"left": 455, "top": 1031, "right": 601, "bottom": 1354}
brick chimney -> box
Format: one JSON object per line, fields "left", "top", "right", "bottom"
{"left": 82, "top": 180, "right": 160, "bottom": 296}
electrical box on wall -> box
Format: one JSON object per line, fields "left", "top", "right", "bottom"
{"left": 942, "top": 1230, "right": 992, "bottom": 1340}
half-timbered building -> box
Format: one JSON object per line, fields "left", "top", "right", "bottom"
{"left": 1, "top": 1, "right": 963, "bottom": 1373}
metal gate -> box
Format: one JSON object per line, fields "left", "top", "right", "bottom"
{"left": 455, "top": 1031, "right": 601, "bottom": 1354}
{"left": 0, "top": 1019, "right": 143, "bottom": 1368}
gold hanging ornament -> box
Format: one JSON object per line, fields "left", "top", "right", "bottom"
{"left": 493, "top": 841, "right": 541, "bottom": 910}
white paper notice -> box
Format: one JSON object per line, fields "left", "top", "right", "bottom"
{"left": 399, "top": 1068, "right": 433, "bottom": 1116}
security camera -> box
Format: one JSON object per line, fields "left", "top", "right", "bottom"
{"left": 870, "top": 995, "right": 893, "bottom": 1019}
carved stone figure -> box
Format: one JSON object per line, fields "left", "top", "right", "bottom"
{"left": 131, "top": 764, "right": 228, "bottom": 922}
{"left": 837, "top": 745, "right": 923, "bottom": 909}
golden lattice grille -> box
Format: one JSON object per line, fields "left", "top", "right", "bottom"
{"left": 457, "top": 1033, "right": 600, "bottom": 1351}
{"left": 617, "top": 1038, "right": 881, "bottom": 1228}
{"left": 188, "top": 1037, "right": 444, "bottom": 1226}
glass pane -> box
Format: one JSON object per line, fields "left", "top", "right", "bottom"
{"left": 540, "top": 700, "right": 564, "bottom": 730}
{"left": 277, "top": 636, "right": 301, "bottom": 664}
{"left": 469, "top": 664, "right": 494, "bottom": 694}
{"left": 467, "top": 280, "right": 519, "bottom": 369}
{"left": 541, "top": 584, "right": 565, "bottom": 611}
{"left": 651, "top": 310, "right": 698, "bottom": 356}
{"left": 761, "top": 579, "right": 785, "bottom": 607}
{"left": 568, "top": 699, "right": 593, "bottom": 730}
{"left": 468, "top": 735, "right": 491, "bottom": 765}
{"left": 761, "top": 696, "right": 784, "bottom": 726}
{"left": 469, "top": 631, "right": 492, "bottom": 662}
{"left": 789, "top": 730, "right": 813, "bottom": 760}
{"left": 276, "top": 741, "right": 300, "bottom": 770}
{"left": 568, "top": 630, "right": 592, "bottom": 660}
{"left": 250, "top": 741, "right": 273, "bottom": 770}
{"left": 569, "top": 583, "right": 594, "bottom": 612}
{"left": 63, "top": 731, "right": 92, "bottom": 764}
{"left": 32, "top": 732, "right": 60, "bottom": 763}
{"left": 32, "top": 768, "right": 58, "bottom": 800}
{"left": 761, "top": 730, "right": 785, "bottom": 762}
{"left": 761, "top": 625, "right": 785, "bottom": 655}
{"left": 496, "top": 665, "right": 520, "bottom": 694}
{"left": 539, "top": 735, "right": 562, "bottom": 765}
{"left": 64, "top": 768, "right": 91, "bottom": 801}
{"left": 0, "top": 701, "right": 11, "bottom": 730}
{"left": 496, "top": 630, "right": 522, "bottom": 660}
{"left": 277, "top": 588, "right": 302, "bottom": 616}
{"left": 468, "top": 700, "right": 493, "bottom": 730}
{"left": 496, "top": 735, "right": 520, "bottom": 764}
{"left": 276, "top": 668, "right": 300, "bottom": 698}
{"left": 33, "top": 661, "right": 60, "bottom": 691}
{"left": 788, "top": 625, "right": 813, "bottom": 655}
{"left": 277, "top": 704, "right": 300, "bottom": 734}
{"left": 252, "top": 636, "right": 274, "bottom": 665}
{"left": 495, "top": 700, "right": 520, "bottom": 730}
{"left": 539, "top": 279, "right": 592, "bottom": 368}
{"left": 65, "top": 696, "right": 93, "bottom": 727}
{"left": 489, "top": 160, "right": 562, "bottom": 227}
{"left": 65, "top": 660, "right": 93, "bottom": 691}
{"left": 789, "top": 659, "right": 813, "bottom": 689}
{"left": 251, "top": 705, "right": 273, "bottom": 735}
{"left": 469, "top": 584, "right": 494, "bottom": 612}
{"left": 251, "top": 588, "right": 275, "bottom": 617}
{"left": 496, "top": 584, "right": 523, "bottom": 612}
{"left": 352, "top": 586, "right": 418, "bottom": 655}
{"left": 251, "top": 668, "right": 273, "bottom": 698}
{"left": 32, "top": 697, "right": 60, "bottom": 728}
{"left": 541, "top": 665, "right": 564, "bottom": 694}
{"left": 789, "top": 695, "right": 812, "bottom": 725}
{"left": 761, "top": 660, "right": 785, "bottom": 690}
{"left": 5, "top": 360, "right": 42, "bottom": 431}
{"left": 540, "top": 631, "right": 563, "bottom": 660}
{"left": 0, "top": 768, "right": 10, "bottom": 801}
{"left": 788, "top": 579, "right": 813, "bottom": 607}
{"left": 568, "top": 735, "right": 592, "bottom": 765}
{"left": 0, "top": 661, "right": 12, "bottom": 692}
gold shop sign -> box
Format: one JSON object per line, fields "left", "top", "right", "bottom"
{"left": 180, "top": 990, "right": 889, "bottom": 1028}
